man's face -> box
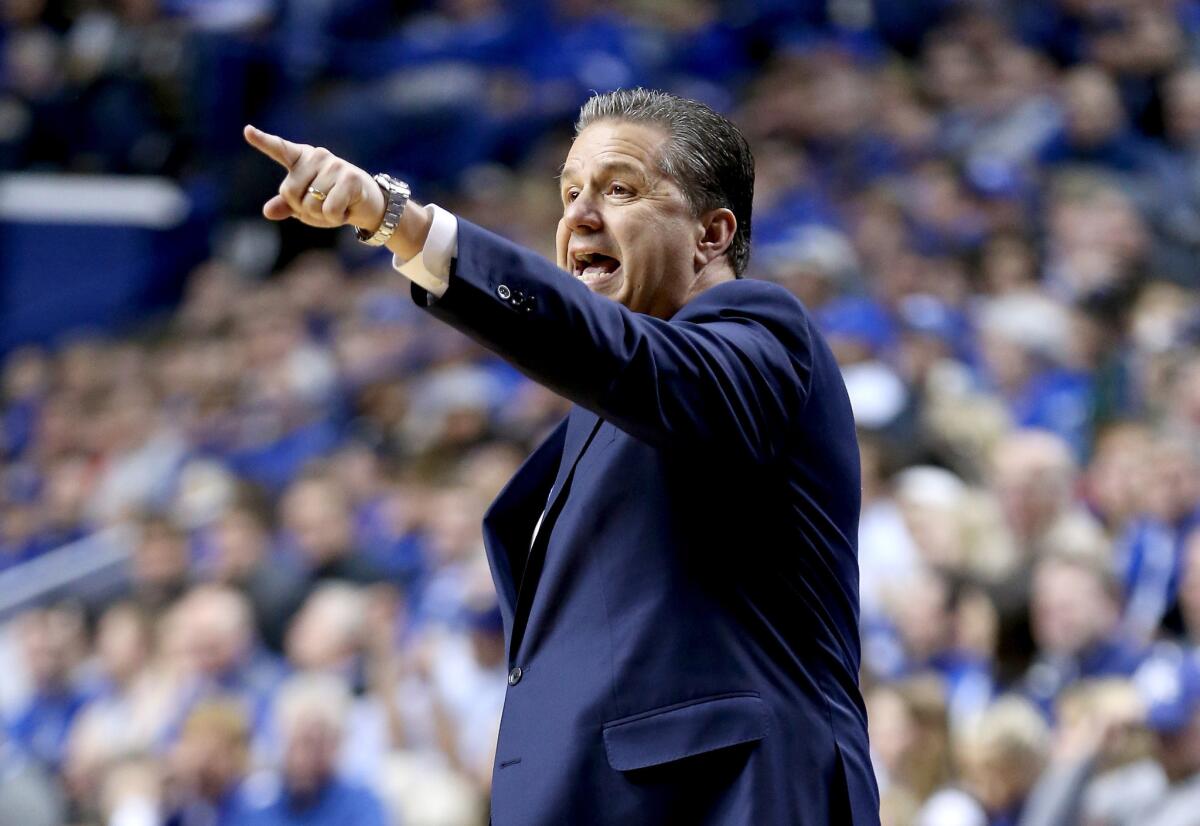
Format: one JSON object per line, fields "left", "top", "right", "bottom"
{"left": 1031, "top": 561, "right": 1112, "bottom": 656}
{"left": 283, "top": 717, "right": 339, "bottom": 798}
{"left": 556, "top": 120, "right": 701, "bottom": 318}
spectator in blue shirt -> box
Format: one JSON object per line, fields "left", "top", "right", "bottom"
{"left": 868, "top": 567, "right": 994, "bottom": 728}
{"left": 164, "top": 586, "right": 286, "bottom": 748}
{"left": 8, "top": 604, "right": 90, "bottom": 771}
{"left": 1037, "top": 65, "right": 1173, "bottom": 188}
{"left": 236, "top": 674, "right": 387, "bottom": 826}
{"left": 978, "top": 294, "right": 1096, "bottom": 457}
{"left": 279, "top": 474, "right": 383, "bottom": 603}
{"left": 1023, "top": 553, "right": 1146, "bottom": 713}
{"left": 1118, "top": 437, "right": 1200, "bottom": 641}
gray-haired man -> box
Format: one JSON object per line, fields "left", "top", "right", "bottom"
{"left": 246, "top": 88, "right": 878, "bottom": 825}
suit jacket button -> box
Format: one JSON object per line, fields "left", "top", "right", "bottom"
{"left": 497, "top": 284, "right": 512, "bottom": 300}
{"left": 508, "top": 666, "right": 523, "bottom": 686}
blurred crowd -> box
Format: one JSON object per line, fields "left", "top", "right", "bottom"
{"left": 5, "top": 0, "right": 1200, "bottom": 825}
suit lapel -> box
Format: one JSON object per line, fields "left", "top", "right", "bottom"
{"left": 507, "top": 405, "right": 603, "bottom": 663}
{"left": 544, "top": 406, "right": 601, "bottom": 527}
{"left": 481, "top": 418, "right": 568, "bottom": 636}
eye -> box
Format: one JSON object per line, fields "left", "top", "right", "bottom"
{"left": 565, "top": 188, "right": 580, "bottom": 203}
{"left": 608, "top": 183, "right": 630, "bottom": 196}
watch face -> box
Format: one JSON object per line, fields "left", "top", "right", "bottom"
{"left": 375, "top": 174, "right": 407, "bottom": 196}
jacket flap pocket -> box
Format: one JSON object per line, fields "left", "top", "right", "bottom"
{"left": 602, "top": 692, "right": 768, "bottom": 772}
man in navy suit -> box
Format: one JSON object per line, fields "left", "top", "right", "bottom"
{"left": 246, "top": 88, "right": 880, "bottom": 825}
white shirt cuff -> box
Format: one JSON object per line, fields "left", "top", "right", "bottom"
{"left": 392, "top": 203, "right": 458, "bottom": 298}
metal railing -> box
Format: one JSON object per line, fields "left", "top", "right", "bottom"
{"left": 0, "top": 526, "right": 135, "bottom": 621}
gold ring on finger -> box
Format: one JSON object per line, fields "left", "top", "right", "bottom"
{"left": 307, "top": 185, "right": 328, "bottom": 202}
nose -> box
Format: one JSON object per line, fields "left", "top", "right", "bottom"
{"left": 563, "top": 188, "right": 603, "bottom": 233}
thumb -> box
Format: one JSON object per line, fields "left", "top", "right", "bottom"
{"left": 262, "top": 195, "right": 294, "bottom": 221}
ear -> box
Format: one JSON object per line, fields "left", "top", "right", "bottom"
{"left": 695, "top": 208, "right": 737, "bottom": 271}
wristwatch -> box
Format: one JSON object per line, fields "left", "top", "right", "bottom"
{"left": 355, "top": 173, "right": 410, "bottom": 247}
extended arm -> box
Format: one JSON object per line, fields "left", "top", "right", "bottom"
{"left": 243, "top": 127, "right": 813, "bottom": 462}
{"left": 419, "top": 219, "right": 812, "bottom": 463}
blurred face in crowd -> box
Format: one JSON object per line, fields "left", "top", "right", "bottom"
{"left": 556, "top": 120, "right": 734, "bottom": 319}
{"left": 181, "top": 588, "right": 252, "bottom": 679}
{"left": 895, "top": 469, "right": 967, "bottom": 569}
{"left": 1140, "top": 440, "right": 1200, "bottom": 524}
{"left": 282, "top": 478, "right": 353, "bottom": 564}
{"left": 460, "top": 443, "right": 525, "bottom": 504}
{"left": 1031, "top": 558, "right": 1117, "bottom": 657}
{"left": 3, "top": 346, "right": 49, "bottom": 400}
{"left": 44, "top": 455, "right": 91, "bottom": 527}
{"left": 992, "top": 432, "right": 1075, "bottom": 543}
{"left": 892, "top": 570, "right": 953, "bottom": 662}
{"left": 96, "top": 605, "right": 150, "bottom": 688}
{"left": 1165, "top": 68, "right": 1200, "bottom": 146}
{"left": 427, "top": 485, "right": 487, "bottom": 563}
{"left": 980, "top": 234, "right": 1037, "bottom": 295}
{"left": 1049, "top": 184, "right": 1145, "bottom": 275}
{"left": 286, "top": 585, "right": 365, "bottom": 672}
{"left": 922, "top": 37, "right": 983, "bottom": 107}
{"left": 979, "top": 327, "right": 1035, "bottom": 396}
{"left": 179, "top": 262, "right": 240, "bottom": 333}
{"left": 133, "top": 520, "right": 188, "bottom": 593}
{"left": 19, "top": 606, "right": 83, "bottom": 690}
{"left": 246, "top": 310, "right": 304, "bottom": 368}
{"left": 806, "top": 64, "right": 873, "bottom": 141}
{"left": 1062, "top": 68, "right": 1124, "bottom": 146}
{"left": 1085, "top": 424, "right": 1152, "bottom": 530}
{"left": 867, "top": 686, "right": 923, "bottom": 785}
{"left": 171, "top": 707, "right": 249, "bottom": 804}
{"left": 957, "top": 700, "right": 1047, "bottom": 815}
{"left": 959, "top": 742, "right": 1038, "bottom": 814}
{"left": 95, "top": 387, "right": 159, "bottom": 455}
{"left": 283, "top": 714, "right": 341, "bottom": 798}
{"left": 212, "top": 507, "right": 268, "bottom": 581}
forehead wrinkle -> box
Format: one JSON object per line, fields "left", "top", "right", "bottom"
{"left": 560, "top": 155, "right": 659, "bottom": 190}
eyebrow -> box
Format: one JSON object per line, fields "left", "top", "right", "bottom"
{"left": 557, "top": 159, "right": 651, "bottom": 186}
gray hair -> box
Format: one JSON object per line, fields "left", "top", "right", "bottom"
{"left": 576, "top": 89, "right": 755, "bottom": 277}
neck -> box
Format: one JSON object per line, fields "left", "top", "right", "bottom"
{"left": 668, "top": 262, "right": 735, "bottom": 317}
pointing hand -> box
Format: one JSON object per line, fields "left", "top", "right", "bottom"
{"left": 243, "top": 124, "right": 386, "bottom": 233}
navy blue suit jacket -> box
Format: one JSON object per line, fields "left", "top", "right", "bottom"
{"left": 416, "top": 219, "right": 880, "bottom": 825}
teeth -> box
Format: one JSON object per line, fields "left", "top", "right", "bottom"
{"left": 571, "top": 252, "right": 619, "bottom": 280}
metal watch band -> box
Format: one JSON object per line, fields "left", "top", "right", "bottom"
{"left": 355, "top": 173, "right": 410, "bottom": 247}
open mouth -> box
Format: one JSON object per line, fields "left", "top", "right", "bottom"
{"left": 572, "top": 251, "right": 622, "bottom": 287}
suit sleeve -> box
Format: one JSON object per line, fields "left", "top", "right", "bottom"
{"left": 415, "top": 219, "right": 815, "bottom": 463}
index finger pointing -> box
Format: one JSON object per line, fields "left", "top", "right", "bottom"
{"left": 244, "top": 124, "right": 304, "bottom": 169}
